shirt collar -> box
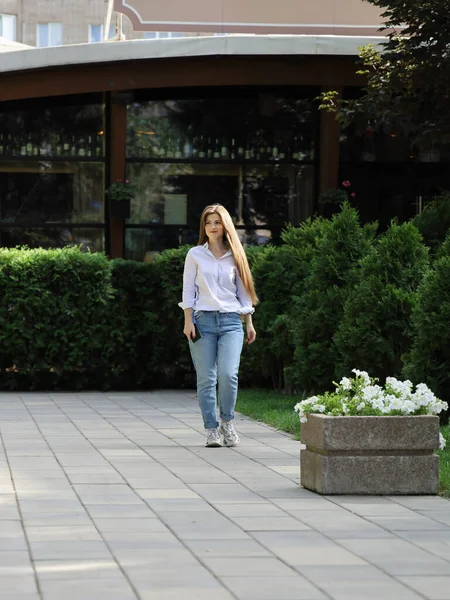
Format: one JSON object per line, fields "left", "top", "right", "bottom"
{"left": 203, "top": 242, "right": 232, "bottom": 259}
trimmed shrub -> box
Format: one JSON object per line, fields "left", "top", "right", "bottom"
{"left": 287, "top": 203, "right": 377, "bottom": 394}
{"left": 0, "top": 246, "right": 113, "bottom": 389}
{"left": 334, "top": 222, "right": 429, "bottom": 381}
{"left": 106, "top": 259, "right": 160, "bottom": 388}
{"left": 403, "top": 236, "right": 450, "bottom": 414}
{"left": 151, "top": 246, "right": 194, "bottom": 387}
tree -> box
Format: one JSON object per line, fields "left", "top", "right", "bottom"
{"left": 320, "top": 0, "right": 450, "bottom": 145}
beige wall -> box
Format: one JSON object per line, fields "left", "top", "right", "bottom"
{"left": 114, "top": 0, "right": 385, "bottom": 35}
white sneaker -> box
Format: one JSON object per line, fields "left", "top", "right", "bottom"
{"left": 220, "top": 421, "right": 240, "bottom": 447}
{"left": 205, "top": 428, "right": 223, "bottom": 447}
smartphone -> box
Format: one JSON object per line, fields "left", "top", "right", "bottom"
{"left": 191, "top": 324, "right": 202, "bottom": 343}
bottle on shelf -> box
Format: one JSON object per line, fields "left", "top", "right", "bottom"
{"left": 63, "top": 135, "right": 70, "bottom": 156}
{"left": 0, "top": 133, "right": 4, "bottom": 155}
{"left": 86, "top": 135, "right": 93, "bottom": 157}
{"left": 78, "top": 137, "right": 87, "bottom": 158}
{"left": 220, "top": 138, "right": 229, "bottom": 160}
{"left": 230, "top": 138, "right": 236, "bottom": 160}
{"left": 70, "top": 136, "right": 77, "bottom": 156}
{"left": 309, "top": 141, "right": 315, "bottom": 160}
{"left": 20, "top": 134, "right": 27, "bottom": 157}
{"left": 183, "top": 137, "right": 192, "bottom": 159}
{"left": 198, "top": 135, "right": 206, "bottom": 159}
{"left": 95, "top": 134, "right": 103, "bottom": 158}
{"left": 213, "top": 138, "right": 220, "bottom": 159}
{"left": 55, "top": 134, "right": 63, "bottom": 157}
{"left": 207, "top": 138, "right": 213, "bottom": 159}
{"left": 237, "top": 140, "right": 245, "bottom": 159}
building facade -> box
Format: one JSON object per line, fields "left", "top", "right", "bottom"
{"left": 0, "top": 0, "right": 195, "bottom": 46}
{"left": 0, "top": 25, "right": 448, "bottom": 260}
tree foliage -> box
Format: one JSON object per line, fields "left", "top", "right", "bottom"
{"left": 320, "top": 0, "right": 450, "bottom": 143}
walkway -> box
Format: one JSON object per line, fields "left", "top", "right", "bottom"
{"left": 0, "top": 391, "right": 449, "bottom": 600}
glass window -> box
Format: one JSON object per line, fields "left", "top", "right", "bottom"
{"left": 89, "top": 24, "right": 103, "bottom": 43}
{"left": 37, "top": 23, "right": 63, "bottom": 47}
{"left": 0, "top": 94, "right": 105, "bottom": 250}
{"left": 0, "top": 14, "right": 17, "bottom": 41}
{"left": 0, "top": 95, "right": 105, "bottom": 160}
{"left": 89, "top": 23, "right": 115, "bottom": 42}
{"left": 124, "top": 88, "right": 317, "bottom": 256}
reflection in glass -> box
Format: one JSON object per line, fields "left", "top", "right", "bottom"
{"left": 126, "top": 162, "right": 314, "bottom": 231}
{"left": 0, "top": 227, "right": 105, "bottom": 251}
{"left": 0, "top": 161, "right": 104, "bottom": 224}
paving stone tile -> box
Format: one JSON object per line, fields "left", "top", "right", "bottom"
{"left": 252, "top": 531, "right": 367, "bottom": 566}
{"left": 29, "top": 540, "right": 113, "bottom": 560}
{"left": 339, "top": 539, "right": 450, "bottom": 575}
{"left": 398, "top": 576, "right": 450, "bottom": 600}
{"left": 35, "top": 558, "right": 132, "bottom": 581}
{"left": 0, "top": 575, "right": 38, "bottom": 594}
{"left": 39, "top": 579, "right": 138, "bottom": 600}
{"left": 25, "top": 525, "right": 102, "bottom": 542}
{"left": 203, "top": 556, "right": 297, "bottom": 577}
{"left": 156, "top": 511, "right": 250, "bottom": 540}
{"left": 297, "top": 566, "right": 424, "bottom": 600}
{"left": 184, "top": 538, "right": 272, "bottom": 558}
{"left": 221, "top": 575, "right": 327, "bottom": 599}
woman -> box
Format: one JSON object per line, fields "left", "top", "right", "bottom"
{"left": 179, "top": 204, "right": 258, "bottom": 447}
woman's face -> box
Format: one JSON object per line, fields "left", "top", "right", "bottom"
{"left": 204, "top": 213, "right": 224, "bottom": 241}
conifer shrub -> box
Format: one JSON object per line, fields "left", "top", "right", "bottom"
{"left": 287, "top": 203, "right": 377, "bottom": 394}
{"left": 413, "top": 192, "right": 450, "bottom": 254}
{"left": 334, "top": 222, "right": 429, "bottom": 381}
{"left": 403, "top": 236, "right": 450, "bottom": 417}
{"left": 240, "top": 218, "right": 330, "bottom": 390}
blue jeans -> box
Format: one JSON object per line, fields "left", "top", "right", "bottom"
{"left": 189, "top": 311, "right": 244, "bottom": 429}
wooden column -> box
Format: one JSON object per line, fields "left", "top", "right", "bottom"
{"left": 318, "top": 86, "right": 342, "bottom": 196}
{"left": 107, "top": 93, "right": 127, "bottom": 258}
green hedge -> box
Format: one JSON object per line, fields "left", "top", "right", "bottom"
{"left": 0, "top": 203, "right": 449, "bottom": 399}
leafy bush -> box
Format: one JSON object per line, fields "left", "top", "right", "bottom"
{"left": 403, "top": 237, "right": 450, "bottom": 415}
{"left": 0, "top": 246, "right": 113, "bottom": 389}
{"left": 287, "top": 203, "right": 377, "bottom": 394}
{"left": 106, "top": 259, "right": 160, "bottom": 387}
{"left": 413, "top": 193, "right": 450, "bottom": 254}
{"left": 334, "top": 222, "right": 429, "bottom": 381}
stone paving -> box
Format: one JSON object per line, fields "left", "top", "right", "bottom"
{"left": 0, "top": 391, "right": 449, "bottom": 600}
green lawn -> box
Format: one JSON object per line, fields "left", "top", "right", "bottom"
{"left": 237, "top": 389, "right": 450, "bottom": 497}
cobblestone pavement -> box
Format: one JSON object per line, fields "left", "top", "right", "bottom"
{"left": 0, "top": 391, "right": 449, "bottom": 600}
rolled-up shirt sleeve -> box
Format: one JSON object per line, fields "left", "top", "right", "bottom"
{"left": 235, "top": 271, "right": 255, "bottom": 315}
{"left": 178, "top": 250, "right": 197, "bottom": 310}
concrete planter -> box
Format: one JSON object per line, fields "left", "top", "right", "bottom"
{"left": 300, "top": 414, "right": 440, "bottom": 495}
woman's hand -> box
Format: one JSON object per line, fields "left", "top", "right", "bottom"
{"left": 183, "top": 308, "right": 195, "bottom": 341}
{"left": 183, "top": 322, "right": 196, "bottom": 341}
{"left": 246, "top": 324, "right": 256, "bottom": 344}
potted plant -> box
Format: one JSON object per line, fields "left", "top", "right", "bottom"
{"left": 295, "top": 370, "right": 447, "bottom": 495}
{"left": 106, "top": 178, "right": 135, "bottom": 219}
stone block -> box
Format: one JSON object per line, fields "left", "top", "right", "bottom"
{"left": 300, "top": 415, "right": 440, "bottom": 495}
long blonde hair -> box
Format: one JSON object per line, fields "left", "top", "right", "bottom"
{"left": 199, "top": 204, "right": 258, "bottom": 305}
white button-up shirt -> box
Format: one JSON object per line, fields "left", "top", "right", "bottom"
{"left": 179, "top": 243, "right": 254, "bottom": 315}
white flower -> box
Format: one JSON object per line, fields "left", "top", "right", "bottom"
{"left": 356, "top": 402, "right": 365, "bottom": 411}
{"left": 339, "top": 377, "right": 352, "bottom": 390}
{"left": 352, "top": 369, "right": 371, "bottom": 384}
{"left": 439, "top": 432, "right": 446, "bottom": 450}
{"left": 300, "top": 416, "right": 308, "bottom": 424}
